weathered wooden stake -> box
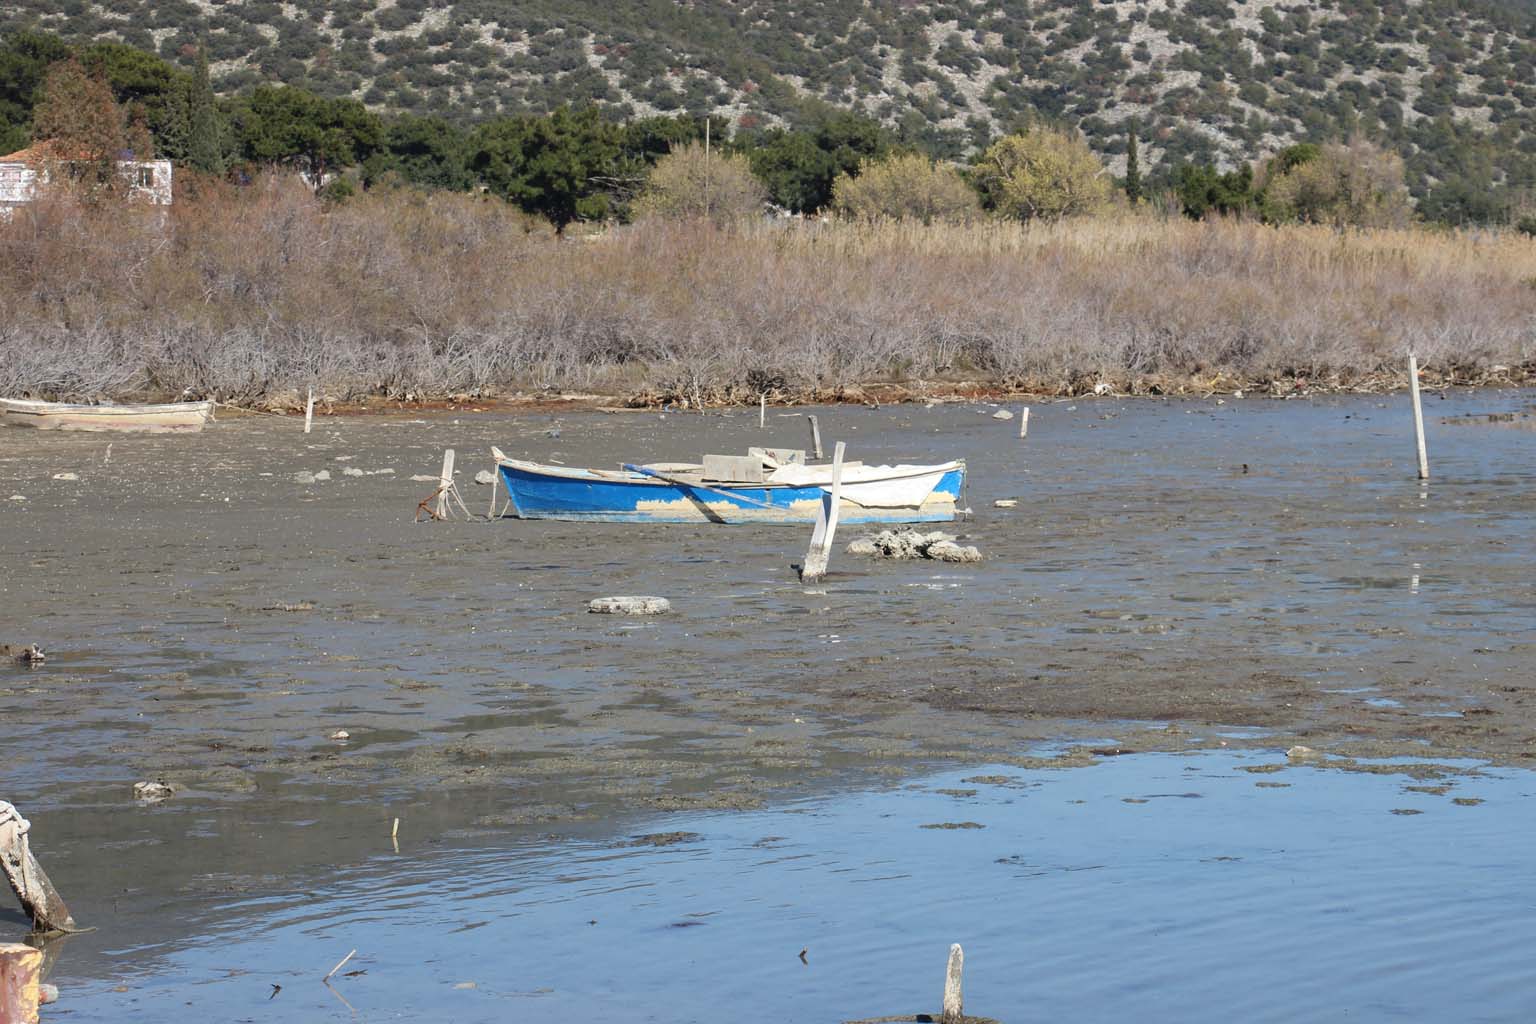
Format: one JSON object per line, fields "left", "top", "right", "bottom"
{"left": 1019, "top": 405, "right": 1030, "bottom": 439}
{"left": 435, "top": 448, "right": 455, "bottom": 520}
{"left": 304, "top": 386, "right": 315, "bottom": 435}
{"left": 799, "top": 442, "right": 845, "bottom": 583}
{"left": 941, "top": 943, "right": 964, "bottom": 1024}
{"left": 0, "top": 803, "right": 76, "bottom": 934}
{"left": 1408, "top": 352, "right": 1429, "bottom": 480}
{"left": 807, "top": 415, "right": 824, "bottom": 460}
{"left": 0, "top": 943, "right": 43, "bottom": 1024}
{"left": 759, "top": 393, "right": 766, "bottom": 429}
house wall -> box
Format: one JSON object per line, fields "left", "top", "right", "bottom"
{"left": 0, "top": 158, "right": 171, "bottom": 206}
{"left": 0, "top": 161, "right": 38, "bottom": 204}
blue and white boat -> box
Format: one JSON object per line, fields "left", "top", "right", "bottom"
{"left": 490, "top": 447, "right": 965, "bottom": 525}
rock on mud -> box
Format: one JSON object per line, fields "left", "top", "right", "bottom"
{"left": 474, "top": 470, "right": 495, "bottom": 485}
{"left": 133, "top": 781, "right": 176, "bottom": 803}
{"left": 588, "top": 596, "right": 671, "bottom": 615}
{"left": 293, "top": 470, "right": 331, "bottom": 484}
{"left": 991, "top": 409, "right": 1014, "bottom": 420}
{"left": 51, "top": 472, "right": 79, "bottom": 481}
{"left": 847, "top": 529, "right": 983, "bottom": 563}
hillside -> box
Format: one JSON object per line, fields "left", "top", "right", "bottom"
{"left": 2, "top": 0, "right": 1535, "bottom": 206}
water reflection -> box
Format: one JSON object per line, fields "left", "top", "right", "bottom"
{"left": 51, "top": 750, "right": 1536, "bottom": 1024}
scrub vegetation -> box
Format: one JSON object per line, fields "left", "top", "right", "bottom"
{"left": 3, "top": 182, "right": 1532, "bottom": 405}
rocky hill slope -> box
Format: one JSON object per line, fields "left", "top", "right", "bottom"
{"left": 3, "top": 0, "right": 1534, "bottom": 197}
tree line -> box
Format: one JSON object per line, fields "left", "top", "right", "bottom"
{"left": 3, "top": 28, "right": 1532, "bottom": 237}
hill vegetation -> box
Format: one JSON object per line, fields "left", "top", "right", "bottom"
{"left": 2, "top": 0, "right": 1536, "bottom": 222}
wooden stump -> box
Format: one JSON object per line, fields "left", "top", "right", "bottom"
{"left": 941, "top": 943, "right": 964, "bottom": 1024}
{"left": 1407, "top": 352, "right": 1429, "bottom": 480}
{"left": 0, "top": 805, "right": 76, "bottom": 934}
{"left": 0, "top": 943, "right": 42, "bottom": 1024}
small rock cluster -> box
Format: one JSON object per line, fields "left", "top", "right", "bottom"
{"left": 846, "top": 529, "right": 983, "bottom": 563}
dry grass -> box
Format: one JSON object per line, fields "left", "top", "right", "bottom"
{"left": 2, "top": 180, "right": 1533, "bottom": 405}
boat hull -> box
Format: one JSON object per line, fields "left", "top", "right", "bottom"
{"left": 0, "top": 399, "right": 214, "bottom": 433}
{"left": 496, "top": 461, "right": 965, "bottom": 525}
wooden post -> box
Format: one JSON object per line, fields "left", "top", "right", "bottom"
{"left": 800, "top": 442, "right": 844, "bottom": 583}
{"left": 0, "top": 944, "right": 42, "bottom": 1024}
{"left": 1019, "top": 405, "right": 1030, "bottom": 439}
{"left": 807, "top": 415, "right": 824, "bottom": 460}
{"left": 759, "top": 393, "right": 766, "bottom": 429}
{"left": 0, "top": 804, "right": 76, "bottom": 934}
{"left": 1408, "top": 353, "right": 1429, "bottom": 480}
{"left": 941, "top": 943, "right": 964, "bottom": 1024}
{"left": 435, "top": 449, "right": 455, "bottom": 520}
{"left": 304, "top": 386, "right": 315, "bottom": 435}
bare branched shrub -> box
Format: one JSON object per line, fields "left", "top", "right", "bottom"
{"left": 0, "top": 182, "right": 1531, "bottom": 404}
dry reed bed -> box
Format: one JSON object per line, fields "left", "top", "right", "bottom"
{"left": 1, "top": 179, "right": 1532, "bottom": 404}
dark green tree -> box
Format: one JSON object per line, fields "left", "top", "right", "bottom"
{"left": 1174, "top": 163, "right": 1256, "bottom": 219}
{"left": 234, "top": 85, "right": 383, "bottom": 185}
{"left": 467, "top": 106, "right": 623, "bottom": 231}
{"left": 367, "top": 114, "right": 471, "bottom": 191}
{"left": 0, "top": 31, "right": 72, "bottom": 154}
{"left": 1124, "top": 119, "right": 1142, "bottom": 203}
{"left": 745, "top": 128, "right": 835, "bottom": 212}
{"left": 186, "top": 46, "right": 224, "bottom": 175}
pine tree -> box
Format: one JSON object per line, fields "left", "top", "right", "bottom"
{"left": 186, "top": 45, "right": 223, "bottom": 175}
{"left": 1124, "top": 119, "right": 1142, "bottom": 204}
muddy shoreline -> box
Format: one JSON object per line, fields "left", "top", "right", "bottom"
{"left": 31, "top": 358, "right": 1536, "bottom": 414}
{"left": 3, "top": 391, "right": 1535, "bottom": 943}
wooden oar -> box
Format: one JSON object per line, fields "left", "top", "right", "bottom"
{"left": 621, "top": 463, "right": 780, "bottom": 511}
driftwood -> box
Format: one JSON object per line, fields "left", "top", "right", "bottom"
{"left": 0, "top": 803, "right": 77, "bottom": 934}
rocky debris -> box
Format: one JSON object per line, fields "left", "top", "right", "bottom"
{"left": 51, "top": 472, "right": 79, "bottom": 481}
{"left": 990, "top": 409, "right": 1013, "bottom": 420}
{"left": 293, "top": 469, "right": 332, "bottom": 484}
{"left": 7, "top": 494, "right": 24, "bottom": 502}
{"left": 262, "top": 601, "right": 314, "bottom": 612}
{"left": 329, "top": 729, "right": 351, "bottom": 742}
{"left": 846, "top": 529, "right": 983, "bottom": 563}
{"left": 133, "top": 781, "right": 176, "bottom": 803}
{"left": 342, "top": 466, "right": 365, "bottom": 477}
{"left": 3, "top": 643, "right": 44, "bottom": 665}
{"left": 474, "top": 470, "right": 495, "bottom": 485}
{"left": 588, "top": 596, "right": 671, "bottom": 615}
{"left": 410, "top": 474, "right": 438, "bottom": 482}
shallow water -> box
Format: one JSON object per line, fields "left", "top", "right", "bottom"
{"left": 3, "top": 390, "right": 1536, "bottom": 1020}
{"left": 41, "top": 750, "right": 1536, "bottom": 1023}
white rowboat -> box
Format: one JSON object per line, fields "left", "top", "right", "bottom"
{"left": 0, "top": 398, "right": 214, "bottom": 433}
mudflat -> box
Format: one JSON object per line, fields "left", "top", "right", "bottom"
{"left": 2, "top": 392, "right": 1533, "bottom": 912}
